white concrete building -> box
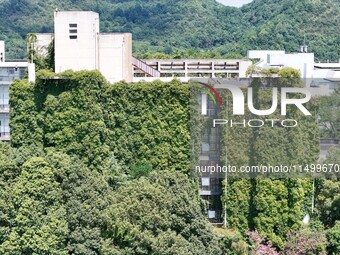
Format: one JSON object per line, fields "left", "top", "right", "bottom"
{"left": 54, "top": 11, "right": 100, "bottom": 73}
{"left": 98, "top": 33, "right": 132, "bottom": 83}
{"left": 36, "top": 11, "right": 257, "bottom": 84}
{"left": 248, "top": 50, "right": 339, "bottom": 93}
{"left": 314, "top": 63, "right": 340, "bottom": 81}
{"left": 248, "top": 50, "right": 314, "bottom": 81}
{"left": 0, "top": 42, "right": 29, "bottom": 142}
{"left": 247, "top": 50, "right": 286, "bottom": 63}
{"left": 37, "top": 11, "right": 133, "bottom": 83}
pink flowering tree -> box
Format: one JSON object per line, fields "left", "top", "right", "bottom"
{"left": 249, "top": 231, "right": 279, "bottom": 255}
{"left": 282, "top": 229, "right": 327, "bottom": 255}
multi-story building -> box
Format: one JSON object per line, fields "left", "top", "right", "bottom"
{"left": 0, "top": 42, "right": 29, "bottom": 142}
{"left": 36, "top": 11, "right": 134, "bottom": 83}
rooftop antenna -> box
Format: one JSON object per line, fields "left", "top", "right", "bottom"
{"left": 300, "top": 34, "right": 308, "bottom": 53}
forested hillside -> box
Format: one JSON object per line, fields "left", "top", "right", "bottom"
{"left": 0, "top": 0, "right": 339, "bottom": 60}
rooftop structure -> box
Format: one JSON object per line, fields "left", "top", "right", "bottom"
{"left": 248, "top": 50, "right": 340, "bottom": 93}
{"left": 248, "top": 50, "right": 314, "bottom": 81}
{"left": 133, "top": 59, "right": 253, "bottom": 82}
{"left": 36, "top": 11, "right": 258, "bottom": 83}
{"left": 37, "top": 11, "right": 135, "bottom": 83}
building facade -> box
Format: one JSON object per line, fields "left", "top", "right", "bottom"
{"left": 0, "top": 42, "right": 28, "bottom": 142}
{"left": 37, "top": 11, "right": 133, "bottom": 83}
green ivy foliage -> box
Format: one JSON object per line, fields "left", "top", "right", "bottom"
{"left": 9, "top": 79, "right": 44, "bottom": 147}
{"left": 326, "top": 221, "right": 340, "bottom": 255}
{"left": 104, "top": 79, "right": 190, "bottom": 172}
{"left": 219, "top": 78, "right": 320, "bottom": 247}
{"left": 10, "top": 71, "right": 191, "bottom": 174}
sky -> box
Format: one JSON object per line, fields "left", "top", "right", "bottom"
{"left": 216, "top": 0, "right": 253, "bottom": 7}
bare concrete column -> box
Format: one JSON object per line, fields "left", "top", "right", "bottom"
{"left": 185, "top": 61, "right": 188, "bottom": 78}
{"left": 212, "top": 61, "right": 215, "bottom": 78}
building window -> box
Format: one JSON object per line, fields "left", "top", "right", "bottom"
{"left": 69, "top": 24, "right": 78, "bottom": 39}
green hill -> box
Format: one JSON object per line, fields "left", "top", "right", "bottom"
{"left": 240, "top": 0, "right": 340, "bottom": 61}
{"left": 0, "top": 0, "right": 339, "bottom": 60}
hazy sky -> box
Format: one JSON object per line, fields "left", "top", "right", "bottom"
{"left": 216, "top": 0, "right": 253, "bottom": 7}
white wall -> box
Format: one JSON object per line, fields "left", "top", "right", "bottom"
{"left": 35, "top": 33, "right": 54, "bottom": 58}
{"left": 268, "top": 53, "right": 314, "bottom": 79}
{"left": 98, "top": 33, "right": 132, "bottom": 83}
{"left": 239, "top": 60, "right": 253, "bottom": 78}
{"left": 53, "top": 11, "right": 133, "bottom": 83}
{"left": 247, "top": 50, "right": 285, "bottom": 65}
{"left": 54, "top": 11, "right": 99, "bottom": 73}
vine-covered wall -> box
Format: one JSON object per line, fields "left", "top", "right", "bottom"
{"left": 10, "top": 70, "right": 191, "bottom": 173}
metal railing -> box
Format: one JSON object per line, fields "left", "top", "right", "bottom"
{"left": 132, "top": 57, "right": 161, "bottom": 77}
{"left": 320, "top": 139, "right": 340, "bottom": 145}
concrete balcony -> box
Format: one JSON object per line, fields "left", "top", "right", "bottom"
{"left": 0, "top": 105, "right": 10, "bottom": 113}
{"left": 199, "top": 189, "right": 223, "bottom": 196}
{"left": 0, "top": 132, "right": 10, "bottom": 141}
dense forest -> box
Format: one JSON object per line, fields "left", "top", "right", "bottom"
{"left": 0, "top": 0, "right": 339, "bottom": 61}
{"left": 0, "top": 70, "right": 338, "bottom": 254}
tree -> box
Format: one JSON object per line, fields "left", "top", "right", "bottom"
{"left": 0, "top": 146, "right": 119, "bottom": 254}
{"left": 103, "top": 171, "right": 222, "bottom": 255}
{"left": 319, "top": 88, "right": 340, "bottom": 138}
{"left": 26, "top": 33, "right": 37, "bottom": 64}
{"left": 249, "top": 231, "right": 278, "bottom": 255}
{"left": 315, "top": 148, "right": 340, "bottom": 227}
{"left": 0, "top": 157, "right": 68, "bottom": 254}
{"left": 278, "top": 67, "right": 301, "bottom": 79}
{"left": 326, "top": 221, "right": 340, "bottom": 255}
{"left": 45, "top": 150, "right": 115, "bottom": 254}
{"left": 282, "top": 228, "right": 327, "bottom": 255}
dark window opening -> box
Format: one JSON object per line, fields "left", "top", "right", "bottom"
{"left": 69, "top": 24, "right": 77, "bottom": 28}
{"left": 69, "top": 29, "right": 77, "bottom": 33}
{"left": 69, "top": 35, "right": 77, "bottom": 39}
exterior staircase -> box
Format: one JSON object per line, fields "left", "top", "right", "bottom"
{"left": 132, "top": 57, "right": 161, "bottom": 77}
